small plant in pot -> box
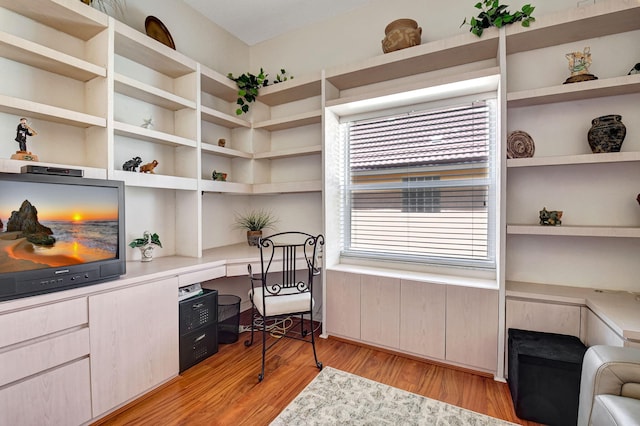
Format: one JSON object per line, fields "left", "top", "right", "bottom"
{"left": 461, "top": 0, "right": 535, "bottom": 37}
{"left": 129, "top": 231, "right": 162, "bottom": 262}
{"left": 227, "top": 68, "right": 293, "bottom": 115}
{"left": 234, "top": 209, "right": 277, "bottom": 246}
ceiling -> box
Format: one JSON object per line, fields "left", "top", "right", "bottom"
{"left": 183, "top": 0, "right": 374, "bottom": 46}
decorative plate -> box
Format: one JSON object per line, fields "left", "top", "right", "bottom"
{"left": 145, "top": 16, "right": 175, "bottom": 50}
{"left": 507, "top": 130, "right": 535, "bottom": 158}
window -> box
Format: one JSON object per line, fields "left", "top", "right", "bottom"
{"left": 339, "top": 99, "right": 497, "bottom": 269}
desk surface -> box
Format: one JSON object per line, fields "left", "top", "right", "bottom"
{"left": 507, "top": 281, "right": 640, "bottom": 342}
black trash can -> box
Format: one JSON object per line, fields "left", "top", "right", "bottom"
{"left": 218, "top": 294, "right": 241, "bottom": 343}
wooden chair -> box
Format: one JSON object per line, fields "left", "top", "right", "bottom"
{"left": 245, "top": 231, "right": 324, "bottom": 381}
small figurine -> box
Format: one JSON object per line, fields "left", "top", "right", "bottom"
{"left": 218, "top": 138, "right": 226, "bottom": 147}
{"left": 539, "top": 207, "right": 563, "bottom": 226}
{"left": 140, "top": 160, "right": 158, "bottom": 173}
{"left": 141, "top": 116, "right": 153, "bottom": 129}
{"left": 122, "top": 156, "right": 142, "bottom": 172}
{"left": 14, "top": 117, "right": 37, "bottom": 153}
{"left": 564, "top": 47, "right": 597, "bottom": 84}
{"left": 212, "top": 170, "right": 227, "bottom": 181}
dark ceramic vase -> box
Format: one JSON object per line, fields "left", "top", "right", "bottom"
{"left": 587, "top": 114, "right": 626, "bottom": 153}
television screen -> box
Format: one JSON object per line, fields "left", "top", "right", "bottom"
{"left": 0, "top": 173, "right": 125, "bottom": 301}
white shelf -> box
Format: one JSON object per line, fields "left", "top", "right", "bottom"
{"left": 0, "top": 94, "right": 105, "bottom": 128}
{"left": 253, "top": 145, "right": 322, "bottom": 160}
{"left": 200, "top": 65, "right": 238, "bottom": 103}
{"left": 326, "top": 67, "right": 500, "bottom": 114}
{"left": 201, "top": 143, "right": 252, "bottom": 159}
{"left": 112, "top": 170, "right": 197, "bottom": 190}
{"left": 505, "top": 0, "right": 640, "bottom": 55}
{"left": 507, "top": 224, "right": 640, "bottom": 238}
{"left": 0, "top": 158, "right": 106, "bottom": 179}
{"left": 0, "top": 31, "right": 106, "bottom": 82}
{"left": 113, "top": 121, "right": 197, "bottom": 148}
{"left": 200, "top": 180, "right": 252, "bottom": 194}
{"left": 258, "top": 72, "right": 322, "bottom": 106}
{"left": 114, "top": 74, "right": 196, "bottom": 111}
{"left": 507, "top": 74, "right": 640, "bottom": 108}
{"left": 253, "top": 109, "right": 322, "bottom": 131}
{"left": 252, "top": 180, "right": 322, "bottom": 194}
{"left": 325, "top": 30, "right": 499, "bottom": 91}
{"left": 201, "top": 105, "right": 250, "bottom": 129}
{"left": 113, "top": 21, "right": 197, "bottom": 78}
{"left": 0, "top": 0, "right": 108, "bottom": 41}
{"left": 507, "top": 151, "right": 640, "bottom": 168}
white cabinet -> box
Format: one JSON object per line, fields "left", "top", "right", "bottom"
{"left": 446, "top": 286, "right": 498, "bottom": 372}
{"left": 0, "top": 296, "right": 91, "bottom": 425}
{"left": 325, "top": 270, "right": 361, "bottom": 340}
{"left": 360, "top": 275, "right": 400, "bottom": 348}
{"left": 399, "top": 279, "right": 446, "bottom": 360}
{"left": 0, "top": 359, "right": 92, "bottom": 426}
{"left": 326, "top": 269, "right": 496, "bottom": 372}
{"left": 89, "top": 277, "right": 179, "bottom": 416}
{"left": 506, "top": 298, "right": 581, "bottom": 337}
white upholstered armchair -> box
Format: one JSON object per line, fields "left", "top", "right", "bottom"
{"left": 578, "top": 345, "right": 640, "bottom": 426}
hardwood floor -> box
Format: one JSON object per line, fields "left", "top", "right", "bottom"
{"left": 94, "top": 319, "right": 541, "bottom": 426}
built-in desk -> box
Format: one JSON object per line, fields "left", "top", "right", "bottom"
{"left": 0, "top": 243, "right": 267, "bottom": 425}
{"left": 506, "top": 281, "right": 640, "bottom": 348}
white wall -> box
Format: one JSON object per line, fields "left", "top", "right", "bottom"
{"left": 250, "top": 0, "right": 580, "bottom": 75}
{"left": 108, "top": 0, "right": 249, "bottom": 73}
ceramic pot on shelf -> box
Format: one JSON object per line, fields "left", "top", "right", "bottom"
{"left": 381, "top": 19, "right": 422, "bottom": 54}
{"left": 247, "top": 230, "right": 262, "bottom": 246}
{"left": 587, "top": 114, "right": 626, "bottom": 153}
{"left": 139, "top": 245, "right": 154, "bottom": 262}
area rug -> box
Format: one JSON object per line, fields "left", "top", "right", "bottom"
{"left": 271, "top": 367, "right": 518, "bottom": 425}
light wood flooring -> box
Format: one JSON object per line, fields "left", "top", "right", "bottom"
{"left": 94, "top": 318, "right": 541, "bottom": 426}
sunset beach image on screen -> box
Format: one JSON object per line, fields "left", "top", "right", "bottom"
{"left": 0, "top": 180, "right": 119, "bottom": 274}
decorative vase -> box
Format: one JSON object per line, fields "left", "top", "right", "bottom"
{"left": 587, "top": 115, "right": 626, "bottom": 153}
{"left": 140, "top": 245, "right": 154, "bottom": 262}
{"left": 382, "top": 19, "right": 422, "bottom": 54}
{"left": 247, "top": 230, "right": 262, "bottom": 246}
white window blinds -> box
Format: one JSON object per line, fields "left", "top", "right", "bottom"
{"left": 340, "top": 99, "right": 497, "bottom": 268}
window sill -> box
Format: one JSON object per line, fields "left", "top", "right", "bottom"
{"left": 327, "top": 262, "right": 498, "bottom": 290}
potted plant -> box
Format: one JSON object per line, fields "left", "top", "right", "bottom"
{"left": 234, "top": 209, "right": 277, "bottom": 246}
{"left": 227, "top": 68, "right": 292, "bottom": 115}
{"left": 461, "top": 1, "right": 535, "bottom": 37}
{"left": 129, "top": 231, "right": 162, "bottom": 262}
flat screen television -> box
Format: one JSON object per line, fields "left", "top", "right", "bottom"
{"left": 0, "top": 172, "right": 126, "bottom": 302}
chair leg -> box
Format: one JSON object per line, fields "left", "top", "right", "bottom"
{"left": 244, "top": 304, "right": 255, "bottom": 347}
{"left": 308, "top": 313, "right": 322, "bottom": 372}
{"left": 259, "top": 313, "right": 267, "bottom": 382}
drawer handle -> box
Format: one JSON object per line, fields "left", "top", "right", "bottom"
{"left": 194, "top": 333, "right": 206, "bottom": 342}
{"left": 192, "top": 303, "right": 204, "bottom": 309}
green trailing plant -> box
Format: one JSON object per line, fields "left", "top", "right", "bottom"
{"left": 461, "top": 1, "right": 535, "bottom": 37}
{"left": 129, "top": 231, "right": 162, "bottom": 248}
{"left": 227, "top": 68, "right": 293, "bottom": 115}
{"left": 233, "top": 209, "right": 277, "bottom": 231}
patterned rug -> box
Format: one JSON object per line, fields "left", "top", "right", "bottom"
{"left": 271, "top": 367, "right": 518, "bottom": 425}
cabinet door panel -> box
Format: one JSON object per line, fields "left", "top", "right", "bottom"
{"left": 506, "top": 299, "right": 581, "bottom": 337}
{"left": 399, "top": 280, "right": 446, "bottom": 360}
{"left": 360, "top": 275, "right": 400, "bottom": 348}
{"left": 585, "top": 309, "right": 624, "bottom": 347}
{"left": 325, "top": 270, "right": 361, "bottom": 339}
{"left": 0, "top": 358, "right": 91, "bottom": 426}
{"left": 89, "top": 277, "right": 179, "bottom": 416}
{"left": 446, "top": 286, "right": 498, "bottom": 372}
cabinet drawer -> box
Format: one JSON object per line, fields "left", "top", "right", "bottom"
{"left": 0, "top": 297, "right": 87, "bottom": 348}
{"left": 0, "top": 358, "right": 92, "bottom": 426}
{"left": 179, "top": 289, "right": 218, "bottom": 334}
{"left": 178, "top": 266, "right": 226, "bottom": 286}
{"left": 0, "top": 328, "right": 90, "bottom": 387}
